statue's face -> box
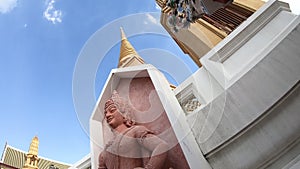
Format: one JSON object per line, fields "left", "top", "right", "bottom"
{"left": 104, "top": 104, "right": 124, "bottom": 129}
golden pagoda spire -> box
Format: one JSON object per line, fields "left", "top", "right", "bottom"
{"left": 120, "top": 27, "right": 127, "bottom": 41}
{"left": 118, "top": 27, "right": 144, "bottom": 68}
{"left": 23, "top": 136, "right": 39, "bottom": 169}
{"left": 28, "top": 136, "right": 39, "bottom": 156}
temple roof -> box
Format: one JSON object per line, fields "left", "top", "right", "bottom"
{"left": 1, "top": 145, "right": 71, "bottom": 169}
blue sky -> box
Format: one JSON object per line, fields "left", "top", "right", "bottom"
{"left": 1, "top": 0, "right": 299, "bottom": 165}
{"left": 0, "top": 0, "right": 198, "bottom": 164}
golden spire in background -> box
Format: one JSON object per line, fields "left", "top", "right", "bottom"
{"left": 28, "top": 136, "right": 39, "bottom": 156}
{"left": 23, "top": 136, "right": 39, "bottom": 169}
{"left": 118, "top": 27, "right": 144, "bottom": 68}
{"left": 117, "top": 27, "right": 176, "bottom": 89}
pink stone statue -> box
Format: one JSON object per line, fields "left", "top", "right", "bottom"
{"left": 98, "top": 90, "right": 169, "bottom": 169}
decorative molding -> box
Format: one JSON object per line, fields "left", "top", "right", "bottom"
{"left": 176, "top": 83, "right": 203, "bottom": 115}
{"left": 205, "top": 81, "right": 300, "bottom": 158}
{"left": 209, "top": 0, "right": 290, "bottom": 63}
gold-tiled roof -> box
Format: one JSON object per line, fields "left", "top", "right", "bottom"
{"left": 1, "top": 145, "right": 71, "bottom": 169}
{"left": 2, "top": 146, "right": 24, "bottom": 169}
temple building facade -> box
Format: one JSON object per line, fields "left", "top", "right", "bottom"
{"left": 0, "top": 137, "right": 71, "bottom": 169}
{"left": 2, "top": 1, "right": 298, "bottom": 168}
{"left": 157, "top": 0, "right": 265, "bottom": 66}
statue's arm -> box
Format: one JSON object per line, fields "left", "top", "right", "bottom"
{"left": 135, "top": 126, "right": 169, "bottom": 169}
{"left": 98, "top": 152, "right": 107, "bottom": 169}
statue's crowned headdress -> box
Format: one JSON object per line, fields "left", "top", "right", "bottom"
{"left": 104, "top": 90, "right": 135, "bottom": 126}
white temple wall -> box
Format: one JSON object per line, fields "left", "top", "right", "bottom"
{"left": 174, "top": 1, "right": 300, "bottom": 168}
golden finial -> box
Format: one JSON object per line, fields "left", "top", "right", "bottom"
{"left": 118, "top": 27, "right": 144, "bottom": 67}
{"left": 120, "top": 27, "right": 126, "bottom": 40}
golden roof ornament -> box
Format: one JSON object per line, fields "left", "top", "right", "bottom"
{"left": 118, "top": 27, "right": 144, "bottom": 67}
{"left": 23, "top": 136, "right": 39, "bottom": 169}
{"left": 28, "top": 136, "right": 39, "bottom": 156}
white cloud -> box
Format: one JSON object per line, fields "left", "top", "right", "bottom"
{"left": 43, "top": 0, "right": 62, "bottom": 24}
{"left": 0, "top": 0, "right": 17, "bottom": 14}
{"left": 145, "top": 13, "right": 160, "bottom": 25}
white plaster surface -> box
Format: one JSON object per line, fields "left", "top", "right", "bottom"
{"left": 191, "top": 22, "right": 300, "bottom": 149}
{"left": 200, "top": 0, "right": 296, "bottom": 88}
{"left": 174, "top": 67, "right": 224, "bottom": 106}
{"left": 174, "top": 1, "right": 300, "bottom": 168}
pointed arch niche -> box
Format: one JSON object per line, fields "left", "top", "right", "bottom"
{"left": 90, "top": 64, "right": 211, "bottom": 169}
